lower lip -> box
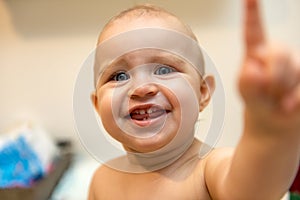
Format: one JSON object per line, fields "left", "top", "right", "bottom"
{"left": 130, "top": 112, "right": 168, "bottom": 127}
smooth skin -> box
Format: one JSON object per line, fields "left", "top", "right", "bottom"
{"left": 89, "top": 0, "right": 300, "bottom": 199}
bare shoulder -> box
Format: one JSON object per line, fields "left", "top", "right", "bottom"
{"left": 203, "top": 147, "right": 234, "bottom": 176}
{"left": 91, "top": 165, "right": 109, "bottom": 183}
{"left": 88, "top": 164, "right": 119, "bottom": 200}
{"left": 204, "top": 147, "right": 234, "bottom": 165}
{"left": 201, "top": 147, "right": 234, "bottom": 197}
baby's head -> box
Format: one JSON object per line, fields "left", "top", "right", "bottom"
{"left": 97, "top": 4, "right": 198, "bottom": 44}
{"left": 91, "top": 4, "right": 215, "bottom": 154}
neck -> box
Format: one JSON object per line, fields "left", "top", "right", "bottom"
{"left": 127, "top": 136, "right": 195, "bottom": 172}
{"left": 106, "top": 125, "right": 199, "bottom": 173}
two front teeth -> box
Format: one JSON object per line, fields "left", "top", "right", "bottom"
{"left": 131, "top": 107, "right": 160, "bottom": 115}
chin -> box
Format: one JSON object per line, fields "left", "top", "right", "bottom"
{"left": 123, "top": 127, "right": 177, "bottom": 153}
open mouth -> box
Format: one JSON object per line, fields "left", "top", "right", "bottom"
{"left": 128, "top": 104, "right": 170, "bottom": 125}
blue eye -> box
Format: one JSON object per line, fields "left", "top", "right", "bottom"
{"left": 154, "top": 65, "right": 176, "bottom": 75}
{"left": 111, "top": 71, "right": 130, "bottom": 81}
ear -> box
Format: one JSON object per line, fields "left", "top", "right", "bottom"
{"left": 90, "top": 91, "right": 98, "bottom": 110}
{"left": 199, "top": 75, "right": 215, "bottom": 112}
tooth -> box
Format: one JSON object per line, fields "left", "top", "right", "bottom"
{"left": 143, "top": 118, "right": 147, "bottom": 120}
{"left": 139, "top": 110, "right": 145, "bottom": 115}
{"left": 134, "top": 110, "right": 139, "bottom": 114}
{"left": 147, "top": 108, "right": 153, "bottom": 114}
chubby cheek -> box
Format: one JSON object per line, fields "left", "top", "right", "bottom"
{"left": 184, "top": 76, "right": 202, "bottom": 110}
{"left": 96, "top": 90, "right": 124, "bottom": 142}
{"left": 160, "top": 87, "right": 182, "bottom": 131}
{"left": 165, "top": 75, "right": 200, "bottom": 128}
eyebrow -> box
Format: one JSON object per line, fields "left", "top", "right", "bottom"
{"left": 151, "top": 54, "right": 186, "bottom": 67}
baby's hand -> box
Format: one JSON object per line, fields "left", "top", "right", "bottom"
{"left": 239, "top": 0, "right": 300, "bottom": 134}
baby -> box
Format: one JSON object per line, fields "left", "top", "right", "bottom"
{"left": 88, "top": 0, "right": 300, "bottom": 199}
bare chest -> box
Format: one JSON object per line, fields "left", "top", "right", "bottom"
{"left": 95, "top": 173, "right": 211, "bottom": 200}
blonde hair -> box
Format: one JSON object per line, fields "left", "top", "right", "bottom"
{"left": 97, "top": 4, "right": 197, "bottom": 44}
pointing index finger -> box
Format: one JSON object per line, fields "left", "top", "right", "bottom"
{"left": 245, "top": 0, "right": 266, "bottom": 55}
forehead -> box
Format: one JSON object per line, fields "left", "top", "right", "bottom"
{"left": 98, "top": 15, "right": 192, "bottom": 44}
{"left": 110, "top": 49, "right": 186, "bottom": 67}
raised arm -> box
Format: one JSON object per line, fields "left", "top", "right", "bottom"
{"left": 205, "top": 0, "right": 300, "bottom": 199}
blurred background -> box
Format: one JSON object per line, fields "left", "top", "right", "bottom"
{"left": 0, "top": 0, "right": 299, "bottom": 199}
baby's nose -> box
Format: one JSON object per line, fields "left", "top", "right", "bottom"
{"left": 129, "top": 83, "right": 159, "bottom": 99}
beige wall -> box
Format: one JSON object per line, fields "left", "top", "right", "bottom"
{"left": 0, "top": 0, "right": 299, "bottom": 150}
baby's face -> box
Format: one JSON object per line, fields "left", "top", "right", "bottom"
{"left": 93, "top": 49, "right": 203, "bottom": 153}
{"left": 92, "top": 15, "right": 214, "bottom": 153}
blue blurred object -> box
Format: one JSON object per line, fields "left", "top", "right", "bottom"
{"left": 0, "top": 135, "right": 44, "bottom": 188}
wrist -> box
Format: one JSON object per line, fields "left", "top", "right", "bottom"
{"left": 244, "top": 109, "right": 300, "bottom": 137}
